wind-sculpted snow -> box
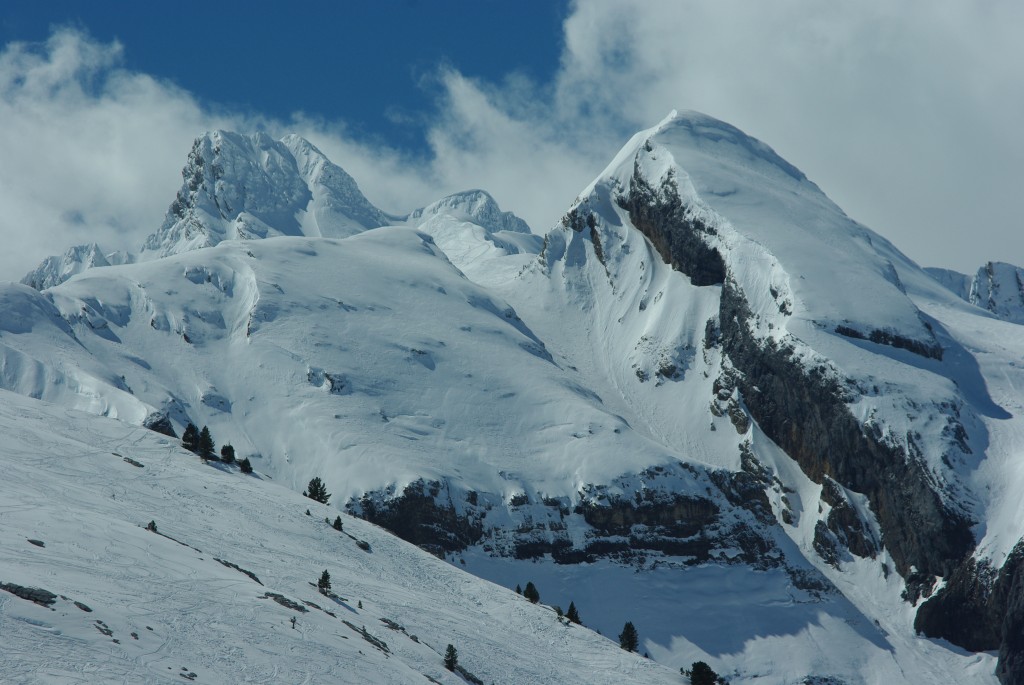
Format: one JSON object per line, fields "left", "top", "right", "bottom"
{"left": 30, "top": 230, "right": 692, "bottom": 504}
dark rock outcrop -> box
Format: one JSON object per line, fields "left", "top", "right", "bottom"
{"left": 820, "top": 478, "right": 879, "bottom": 560}
{"left": 0, "top": 582, "right": 57, "bottom": 607}
{"left": 717, "top": 279, "right": 973, "bottom": 580}
{"left": 143, "top": 412, "right": 177, "bottom": 438}
{"left": 616, "top": 166, "right": 726, "bottom": 287}
{"left": 577, "top": 492, "right": 718, "bottom": 538}
{"left": 351, "top": 480, "right": 484, "bottom": 556}
{"left": 997, "top": 544, "right": 1024, "bottom": 684}
{"left": 617, "top": 165, "right": 973, "bottom": 581}
{"left": 914, "top": 540, "right": 1024, "bottom": 684}
{"left": 914, "top": 556, "right": 1000, "bottom": 651}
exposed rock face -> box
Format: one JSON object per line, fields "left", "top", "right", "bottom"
{"left": 997, "top": 544, "right": 1024, "bottom": 684}
{"left": 914, "top": 540, "right": 1024, "bottom": 684}
{"left": 719, "top": 259, "right": 974, "bottom": 580}
{"left": 616, "top": 166, "right": 726, "bottom": 287}
{"left": 618, "top": 175, "right": 975, "bottom": 581}
{"left": 820, "top": 478, "right": 878, "bottom": 560}
{"left": 143, "top": 411, "right": 177, "bottom": 438}
{"left": 350, "top": 480, "right": 485, "bottom": 557}
{"left": 349, "top": 463, "right": 788, "bottom": 576}
{"left": 914, "top": 555, "right": 1000, "bottom": 651}
{"left": 970, "top": 262, "right": 1024, "bottom": 325}
{"left": 927, "top": 262, "right": 1024, "bottom": 325}
{"left": 613, "top": 159, "right": 1024, "bottom": 675}
{"left": 0, "top": 582, "right": 57, "bottom": 606}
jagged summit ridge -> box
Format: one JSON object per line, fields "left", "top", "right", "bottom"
{"left": 21, "top": 243, "right": 110, "bottom": 290}
{"left": 22, "top": 133, "right": 538, "bottom": 289}
{"left": 140, "top": 130, "right": 388, "bottom": 258}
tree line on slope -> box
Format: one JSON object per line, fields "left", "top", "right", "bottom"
{"left": 180, "top": 422, "right": 251, "bottom": 473}
{"left": 180, "top": 428, "right": 727, "bottom": 681}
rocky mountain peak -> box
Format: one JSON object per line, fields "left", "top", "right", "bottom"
{"left": 139, "top": 131, "right": 388, "bottom": 259}
{"left": 21, "top": 243, "right": 111, "bottom": 290}
{"left": 927, "top": 261, "right": 1024, "bottom": 325}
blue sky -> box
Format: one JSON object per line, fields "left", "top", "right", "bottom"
{"left": 0, "top": 0, "right": 568, "bottom": 154}
{"left": 1, "top": 1, "right": 1022, "bottom": 280}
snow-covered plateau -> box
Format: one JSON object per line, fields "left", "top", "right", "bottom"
{"left": 5, "top": 111, "right": 1024, "bottom": 684}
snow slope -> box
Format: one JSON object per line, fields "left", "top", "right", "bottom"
{"left": 4, "top": 113, "right": 1023, "bottom": 683}
{"left": 0, "top": 388, "right": 679, "bottom": 684}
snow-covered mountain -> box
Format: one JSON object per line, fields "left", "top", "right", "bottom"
{"left": 406, "top": 189, "right": 533, "bottom": 235}
{"left": 5, "top": 113, "right": 1024, "bottom": 684}
{"left": 0, "top": 388, "right": 677, "bottom": 684}
{"left": 141, "top": 131, "right": 390, "bottom": 258}
{"left": 20, "top": 243, "right": 133, "bottom": 291}
{"left": 928, "top": 262, "right": 1024, "bottom": 324}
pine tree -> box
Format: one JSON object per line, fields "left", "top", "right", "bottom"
{"left": 515, "top": 584, "right": 522, "bottom": 595}
{"left": 181, "top": 423, "right": 199, "bottom": 453}
{"left": 523, "top": 581, "right": 540, "bottom": 604}
{"left": 317, "top": 569, "right": 331, "bottom": 595}
{"left": 304, "top": 477, "right": 331, "bottom": 504}
{"left": 220, "top": 443, "right": 235, "bottom": 464}
{"left": 444, "top": 643, "right": 458, "bottom": 671}
{"left": 566, "top": 601, "right": 581, "bottom": 624}
{"left": 618, "top": 621, "right": 638, "bottom": 652}
{"left": 333, "top": 516, "right": 343, "bottom": 531}
{"left": 238, "top": 457, "right": 253, "bottom": 474}
{"left": 689, "top": 661, "right": 720, "bottom": 685}
{"left": 198, "top": 426, "right": 215, "bottom": 460}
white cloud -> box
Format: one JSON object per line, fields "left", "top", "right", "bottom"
{"left": 2, "top": 5, "right": 1022, "bottom": 281}
{"left": 548, "top": 0, "right": 1024, "bottom": 271}
{"left": 0, "top": 30, "right": 221, "bottom": 279}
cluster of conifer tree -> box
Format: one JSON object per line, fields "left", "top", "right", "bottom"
{"left": 180, "top": 422, "right": 251, "bottom": 473}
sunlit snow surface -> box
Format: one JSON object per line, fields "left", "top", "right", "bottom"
{"left": 0, "top": 390, "right": 680, "bottom": 684}
{"left": 3, "top": 112, "right": 1023, "bottom": 683}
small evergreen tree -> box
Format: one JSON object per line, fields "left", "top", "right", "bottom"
{"left": 317, "top": 569, "right": 332, "bottom": 595}
{"left": 238, "top": 457, "right": 253, "bottom": 474}
{"left": 444, "top": 643, "right": 458, "bottom": 671}
{"left": 688, "top": 661, "right": 720, "bottom": 685}
{"left": 515, "top": 584, "right": 522, "bottom": 595}
{"left": 618, "top": 621, "right": 639, "bottom": 652}
{"left": 198, "top": 425, "right": 215, "bottom": 460}
{"left": 333, "top": 516, "right": 343, "bottom": 531}
{"left": 181, "top": 423, "right": 199, "bottom": 453}
{"left": 304, "top": 477, "right": 331, "bottom": 504}
{"left": 523, "top": 581, "right": 540, "bottom": 604}
{"left": 146, "top": 520, "right": 158, "bottom": 533}
{"left": 220, "top": 443, "right": 235, "bottom": 464}
{"left": 566, "top": 601, "right": 582, "bottom": 624}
